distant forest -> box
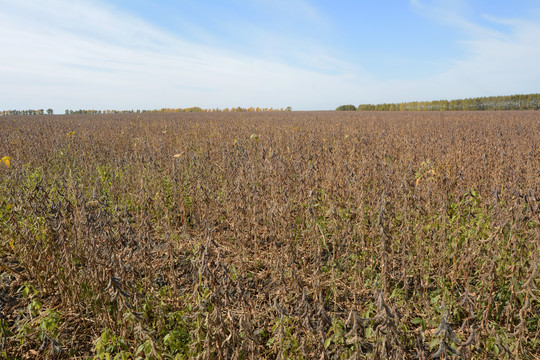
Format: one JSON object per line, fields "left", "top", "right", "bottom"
{"left": 0, "top": 106, "right": 293, "bottom": 116}
{"left": 337, "top": 93, "right": 540, "bottom": 111}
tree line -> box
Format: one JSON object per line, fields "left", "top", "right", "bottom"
{"left": 337, "top": 93, "right": 540, "bottom": 111}
{"left": 1, "top": 109, "right": 54, "bottom": 116}
{"left": 1, "top": 106, "right": 293, "bottom": 116}
{"left": 63, "top": 107, "right": 291, "bottom": 114}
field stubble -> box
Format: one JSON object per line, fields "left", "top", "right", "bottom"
{"left": 0, "top": 111, "right": 538, "bottom": 359}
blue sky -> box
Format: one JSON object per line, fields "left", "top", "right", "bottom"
{"left": 1, "top": 0, "right": 540, "bottom": 112}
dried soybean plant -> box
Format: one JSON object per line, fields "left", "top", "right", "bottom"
{"left": 0, "top": 111, "right": 538, "bottom": 359}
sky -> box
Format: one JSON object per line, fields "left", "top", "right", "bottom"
{"left": 1, "top": 0, "right": 540, "bottom": 112}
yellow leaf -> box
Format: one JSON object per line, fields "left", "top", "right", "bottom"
{"left": 9, "top": 238, "right": 15, "bottom": 250}
{"left": 1, "top": 156, "right": 12, "bottom": 168}
{"left": 66, "top": 131, "right": 76, "bottom": 138}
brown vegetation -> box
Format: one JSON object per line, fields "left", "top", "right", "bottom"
{"left": 0, "top": 111, "right": 538, "bottom": 359}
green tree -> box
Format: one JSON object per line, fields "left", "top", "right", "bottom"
{"left": 336, "top": 105, "right": 357, "bottom": 111}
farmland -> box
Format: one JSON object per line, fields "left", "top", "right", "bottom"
{"left": 0, "top": 111, "right": 538, "bottom": 359}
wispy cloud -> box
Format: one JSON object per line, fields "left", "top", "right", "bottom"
{"left": 410, "top": 0, "right": 507, "bottom": 39}
{"left": 0, "top": 0, "right": 365, "bottom": 111}
{"left": 1, "top": 0, "right": 539, "bottom": 111}
{"left": 408, "top": 0, "right": 540, "bottom": 99}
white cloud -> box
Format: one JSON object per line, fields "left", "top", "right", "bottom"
{"left": 410, "top": 0, "right": 508, "bottom": 40}
{"left": 407, "top": 1, "right": 540, "bottom": 100}
{"left": 1, "top": 0, "right": 539, "bottom": 112}
{"left": 0, "top": 0, "right": 366, "bottom": 111}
